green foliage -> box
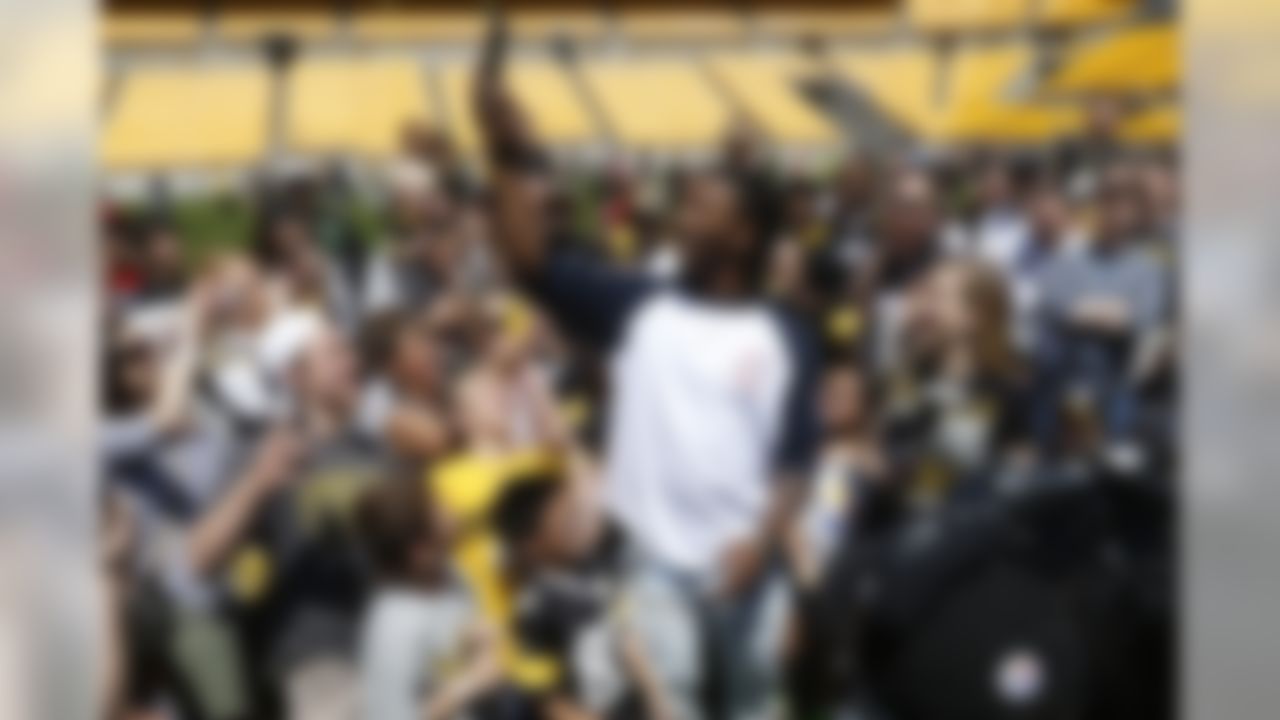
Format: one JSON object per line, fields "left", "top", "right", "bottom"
{"left": 169, "top": 193, "right": 255, "bottom": 267}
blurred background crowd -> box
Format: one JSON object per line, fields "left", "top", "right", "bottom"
{"left": 99, "top": 1, "right": 1177, "bottom": 719}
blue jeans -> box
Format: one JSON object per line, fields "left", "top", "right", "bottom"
{"left": 619, "top": 547, "right": 791, "bottom": 720}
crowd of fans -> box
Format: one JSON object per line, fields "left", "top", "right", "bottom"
{"left": 99, "top": 95, "right": 1177, "bottom": 720}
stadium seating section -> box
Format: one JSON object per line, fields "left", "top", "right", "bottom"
{"left": 101, "top": 1, "right": 1177, "bottom": 169}
{"left": 617, "top": 9, "right": 746, "bottom": 43}
{"left": 942, "top": 42, "right": 1082, "bottom": 142}
{"left": 352, "top": 6, "right": 602, "bottom": 43}
{"left": 582, "top": 57, "right": 731, "bottom": 150}
{"left": 1038, "top": 0, "right": 1137, "bottom": 28}
{"left": 438, "top": 59, "right": 598, "bottom": 152}
{"left": 509, "top": 9, "right": 606, "bottom": 40}
{"left": 102, "top": 66, "right": 269, "bottom": 168}
{"left": 1120, "top": 103, "right": 1179, "bottom": 143}
{"left": 1049, "top": 23, "right": 1178, "bottom": 94}
{"left": 353, "top": 9, "right": 483, "bottom": 43}
{"left": 704, "top": 52, "right": 836, "bottom": 146}
{"left": 103, "top": 11, "right": 202, "bottom": 46}
{"left": 750, "top": 6, "right": 897, "bottom": 38}
{"left": 287, "top": 58, "right": 433, "bottom": 156}
{"left": 908, "top": 0, "right": 1031, "bottom": 34}
{"left": 218, "top": 10, "right": 337, "bottom": 42}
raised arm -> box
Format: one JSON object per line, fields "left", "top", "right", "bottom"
{"left": 185, "top": 427, "right": 302, "bottom": 577}
{"left": 473, "top": 2, "right": 549, "bottom": 279}
{"left": 148, "top": 283, "right": 210, "bottom": 435}
{"left": 473, "top": 3, "right": 656, "bottom": 349}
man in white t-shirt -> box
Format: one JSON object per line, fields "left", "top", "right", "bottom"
{"left": 473, "top": 12, "right": 818, "bottom": 719}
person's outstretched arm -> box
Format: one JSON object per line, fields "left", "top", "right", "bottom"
{"left": 473, "top": 2, "right": 548, "bottom": 280}
{"left": 185, "top": 427, "right": 302, "bottom": 576}
{"left": 473, "top": 2, "right": 654, "bottom": 351}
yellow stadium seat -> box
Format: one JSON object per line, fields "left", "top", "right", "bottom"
{"left": 944, "top": 43, "right": 1082, "bottom": 143}
{"left": 909, "top": 0, "right": 1031, "bottom": 33}
{"left": 946, "top": 104, "right": 1083, "bottom": 143}
{"left": 947, "top": 42, "right": 1032, "bottom": 105}
{"left": 1050, "top": 24, "right": 1179, "bottom": 94}
{"left": 287, "top": 58, "right": 432, "bottom": 157}
{"left": 704, "top": 52, "right": 836, "bottom": 145}
{"left": 616, "top": 9, "right": 745, "bottom": 42}
{"left": 836, "top": 42, "right": 1080, "bottom": 144}
{"left": 942, "top": 40, "right": 1029, "bottom": 128}
{"left": 753, "top": 8, "right": 896, "bottom": 38}
{"left": 581, "top": 58, "right": 732, "bottom": 150}
{"left": 103, "top": 12, "right": 202, "bottom": 46}
{"left": 1120, "top": 104, "right": 1179, "bottom": 143}
{"left": 438, "top": 60, "right": 598, "bottom": 154}
{"left": 1038, "top": 0, "right": 1136, "bottom": 28}
{"left": 833, "top": 45, "right": 942, "bottom": 138}
{"left": 352, "top": 10, "right": 482, "bottom": 42}
{"left": 217, "top": 10, "right": 336, "bottom": 42}
{"left": 102, "top": 66, "right": 269, "bottom": 169}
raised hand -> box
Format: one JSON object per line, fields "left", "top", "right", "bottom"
{"left": 470, "top": 0, "right": 550, "bottom": 278}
